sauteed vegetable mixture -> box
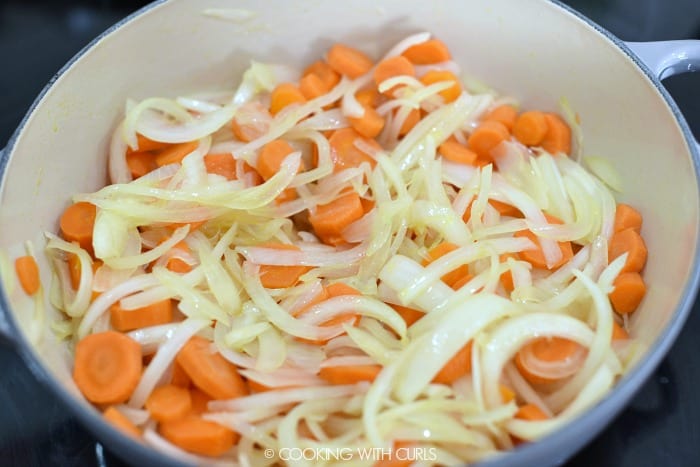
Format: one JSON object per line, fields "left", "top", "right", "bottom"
{"left": 6, "top": 33, "right": 648, "bottom": 465}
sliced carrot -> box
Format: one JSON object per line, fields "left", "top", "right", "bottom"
{"left": 483, "top": 105, "right": 518, "bottom": 131}
{"left": 257, "top": 243, "right": 311, "bottom": 288}
{"left": 608, "top": 228, "right": 647, "bottom": 273}
{"left": 612, "top": 321, "right": 629, "bottom": 340}
{"left": 67, "top": 252, "right": 82, "bottom": 290}
{"left": 421, "top": 242, "right": 470, "bottom": 288}
{"left": 296, "top": 283, "right": 360, "bottom": 345}
{"left": 129, "top": 134, "right": 170, "bottom": 153}
{"left": 348, "top": 105, "right": 385, "bottom": 139}
{"left": 309, "top": 191, "right": 365, "bottom": 246}
{"left": 449, "top": 273, "right": 474, "bottom": 291}
{"left": 189, "top": 388, "right": 212, "bottom": 415}
{"left": 360, "top": 197, "right": 375, "bottom": 213}
{"left": 103, "top": 406, "right": 141, "bottom": 438}
{"left": 110, "top": 299, "right": 174, "bottom": 332}
{"left": 512, "top": 111, "right": 548, "bottom": 146}
{"left": 390, "top": 303, "right": 424, "bottom": 327}
{"left": 614, "top": 203, "right": 643, "bottom": 233}
{"left": 73, "top": 331, "right": 142, "bottom": 404}
{"left": 175, "top": 336, "right": 249, "bottom": 400}
{"left": 326, "top": 44, "right": 373, "bottom": 79}
{"left": 126, "top": 151, "right": 157, "bottom": 179}
{"left": 15, "top": 256, "right": 40, "bottom": 295}
{"left": 467, "top": 120, "right": 510, "bottom": 160}
{"left": 269, "top": 83, "right": 306, "bottom": 115}
{"left": 60, "top": 202, "right": 97, "bottom": 253}
{"left": 204, "top": 153, "right": 237, "bottom": 180}
{"left": 398, "top": 108, "right": 421, "bottom": 136}
{"left": 514, "top": 214, "right": 573, "bottom": 270}
{"left": 402, "top": 39, "right": 451, "bottom": 64}
{"left": 171, "top": 361, "right": 191, "bottom": 388}
{"left": 290, "top": 287, "right": 330, "bottom": 318}
{"left": 515, "top": 337, "right": 582, "bottom": 385}
{"left": 166, "top": 241, "right": 193, "bottom": 274}
{"left": 257, "top": 139, "right": 298, "bottom": 181}
{"left": 374, "top": 56, "right": 415, "bottom": 96}
{"left": 500, "top": 384, "right": 516, "bottom": 404}
{"left": 319, "top": 365, "right": 382, "bottom": 384}
{"left": 303, "top": 60, "right": 341, "bottom": 90}
{"left": 154, "top": 141, "right": 199, "bottom": 167}
{"left": 515, "top": 403, "right": 549, "bottom": 421}
{"left": 373, "top": 440, "right": 415, "bottom": 467}
{"left": 433, "top": 341, "right": 473, "bottom": 384}
{"left": 609, "top": 272, "right": 646, "bottom": 314}
{"left": 231, "top": 105, "right": 270, "bottom": 143}
{"left": 420, "top": 70, "right": 461, "bottom": 103}
{"left": 145, "top": 384, "right": 192, "bottom": 422}
{"left": 299, "top": 73, "right": 328, "bottom": 100}
{"left": 325, "top": 282, "right": 361, "bottom": 297}
{"left": 355, "top": 88, "right": 381, "bottom": 108}
{"left": 499, "top": 253, "right": 518, "bottom": 292}
{"left": 328, "top": 128, "right": 379, "bottom": 172}
{"left": 438, "top": 138, "right": 478, "bottom": 165}
{"left": 541, "top": 113, "right": 572, "bottom": 155}
{"left": 159, "top": 415, "right": 237, "bottom": 457}
{"left": 490, "top": 199, "right": 521, "bottom": 218}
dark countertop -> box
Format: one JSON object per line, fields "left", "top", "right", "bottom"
{"left": 0, "top": 1, "right": 699, "bottom": 466}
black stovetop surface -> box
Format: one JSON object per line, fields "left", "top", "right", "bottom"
{"left": 1, "top": 1, "right": 699, "bottom": 466}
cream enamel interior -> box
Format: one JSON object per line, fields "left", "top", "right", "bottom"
{"left": 0, "top": 0, "right": 697, "bottom": 463}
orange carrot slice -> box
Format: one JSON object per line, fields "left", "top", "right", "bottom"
{"left": 126, "top": 151, "right": 157, "bottom": 179}
{"left": 269, "top": 83, "right": 306, "bottom": 115}
{"left": 145, "top": 384, "right": 192, "bottom": 422}
{"left": 309, "top": 192, "right": 365, "bottom": 246}
{"left": 609, "top": 272, "right": 646, "bottom": 314}
{"left": 103, "top": 406, "right": 141, "bottom": 438}
{"left": 318, "top": 365, "right": 382, "bottom": 384}
{"left": 433, "top": 342, "right": 473, "bottom": 384}
{"left": 467, "top": 120, "right": 510, "bottom": 160}
{"left": 326, "top": 44, "right": 373, "bottom": 79}
{"left": 512, "top": 111, "right": 548, "bottom": 146}
{"left": 541, "top": 113, "right": 571, "bottom": 155}
{"left": 374, "top": 56, "right": 415, "bottom": 96}
{"left": 483, "top": 105, "right": 518, "bottom": 131}
{"left": 402, "top": 39, "right": 451, "bottom": 64}
{"left": 614, "top": 203, "right": 642, "bottom": 233}
{"left": 328, "top": 128, "right": 379, "bottom": 172}
{"left": 73, "top": 331, "right": 142, "bottom": 404}
{"left": 608, "top": 228, "right": 647, "bottom": 273}
{"left": 15, "top": 256, "right": 40, "bottom": 295}
{"left": 60, "top": 202, "right": 97, "bottom": 253}
{"left": 348, "top": 105, "right": 385, "bottom": 139}
{"left": 420, "top": 70, "right": 461, "bottom": 103}
{"left": 390, "top": 303, "right": 424, "bottom": 327}
{"left": 257, "top": 243, "right": 311, "bottom": 288}
{"left": 303, "top": 60, "right": 341, "bottom": 90}
{"left": 421, "top": 242, "right": 470, "bottom": 288}
{"left": 438, "top": 138, "right": 478, "bottom": 165}
{"left": 154, "top": 141, "right": 199, "bottom": 167}
{"left": 204, "top": 153, "right": 237, "bottom": 180}
{"left": 514, "top": 214, "right": 573, "bottom": 270}
{"left": 159, "top": 416, "right": 237, "bottom": 457}
{"left": 515, "top": 337, "right": 582, "bottom": 385}
{"left": 515, "top": 403, "right": 549, "bottom": 420}
{"left": 110, "top": 299, "right": 174, "bottom": 332}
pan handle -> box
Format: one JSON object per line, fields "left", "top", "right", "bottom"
{"left": 625, "top": 40, "right": 700, "bottom": 152}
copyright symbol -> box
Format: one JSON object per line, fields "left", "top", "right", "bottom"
{"left": 264, "top": 448, "right": 274, "bottom": 459}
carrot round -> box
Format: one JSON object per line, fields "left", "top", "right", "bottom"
{"left": 512, "top": 111, "right": 548, "bottom": 146}
{"left": 257, "top": 242, "right": 311, "bottom": 289}
{"left": 614, "top": 203, "right": 643, "bottom": 233}
{"left": 374, "top": 56, "right": 415, "bottom": 95}
{"left": 67, "top": 252, "right": 82, "bottom": 290}
{"left": 15, "top": 255, "right": 40, "bottom": 295}
{"left": 60, "top": 202, "right": 97, "bottom": 253}
{"left": 303, "top": 60, "right": 341, "bottom": 90}
{"left": 154, "top": 141, "right": 199, "bottom": 167}
{"left": 515, "top": 403, "right": 549, "bottom": 420}
{"left": 355, "top": 88, "right": 381, "bottom": 108}
{"left": 608, "top": 228, "right": 647, "bottom": 273}
{"left": 499, "top": 253, "right": 518, "bottom": 293}
{"left": 309, "top": 192, "right": 365, "bottom": 246}
{"left": 514, "top": 214, "right": 574, "bottom": 270}
{"left": 489, "top": 200, "right": 521, "bottom": 218}
{"left": 421, "top": 242, "right": 470, "bottom": 288}
{"left": 103, "top": 406, "right": 141, "bottom": 438}
{"left": 204, "top": 153, "right": 237, "bottom": 180}
{"left": 514, "top": 337, "right": 581, "bottom": 385}
{"left": 145, "top": 384, "right": 192, "bottom": 422}
{"left": 129, "top": 134, "right": 170, "bottom": 153}
{"left": 176, "top": 336, "right": 249, "bottom": 400}
{"left": 541, "top": 113, "right": 572, "bottom": 155}
{"left": 348, "top": 105, "right": 385, "bottom": 139}
{"left": 438, "top": 138, "right": 478, "bottom": 165}
{"left": 483, "top": 105, "right": 518, "bottom": 131}
{"left": 467, "top": 120, "right": 510, "bottom": 160}
{"left": 326, "top": 44, "right": 373, "bottom": 79}
{"left": 398, "top": 108, "right": 421, "bottom": 136}
{"left": 269, "top": 83, "right": 306, "bottom": 115}
{"left": 159, "top": 416, "right": 237, "bottom": 457}
{"left": 402, "top": 39, "right": 451, "bottom": 64}
{"left": 257, "top": 139, "right": 296, "bottom": 181}
{"left": 420, "top": 70, "right": 461, "bottom": 103}
{"left": 171, "top": 361, "right": 191, "bottom": 388}
{"left": 110, "top": 298, "right": 174, "bottom": 332}
{"left": 500, "top": 384, "right": 516, "bottom": 404}
{"left": 73, "top": 331, "right": 143, "bottom": 404}
{"left": 450, "top": 273, "right": 475, "bottom": 291}
{"left": 390, "top": 303, "right": 424, "bottom": 327}
{"left": 126, "top": 151, "right": 157, "bottom": 179}
{"left": 319, "top": 364, "right": 382, "bottom": 384}
{"left": 299, "top": 73, "right": 328, "bottom": 100}
{"left": 609, "top": 272, "right": 646, "bottom": 314}
{"left": 328, "top": 128, "right": 379, "bottom": 172}
{"left": 433, "top": 341, "right": 473, "bottom": 384}
{"left": 189, "top": 388, "right": 212, "bottom": 415}
{"left": 612, "top": 321, "right": 629, "bottom": 340}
